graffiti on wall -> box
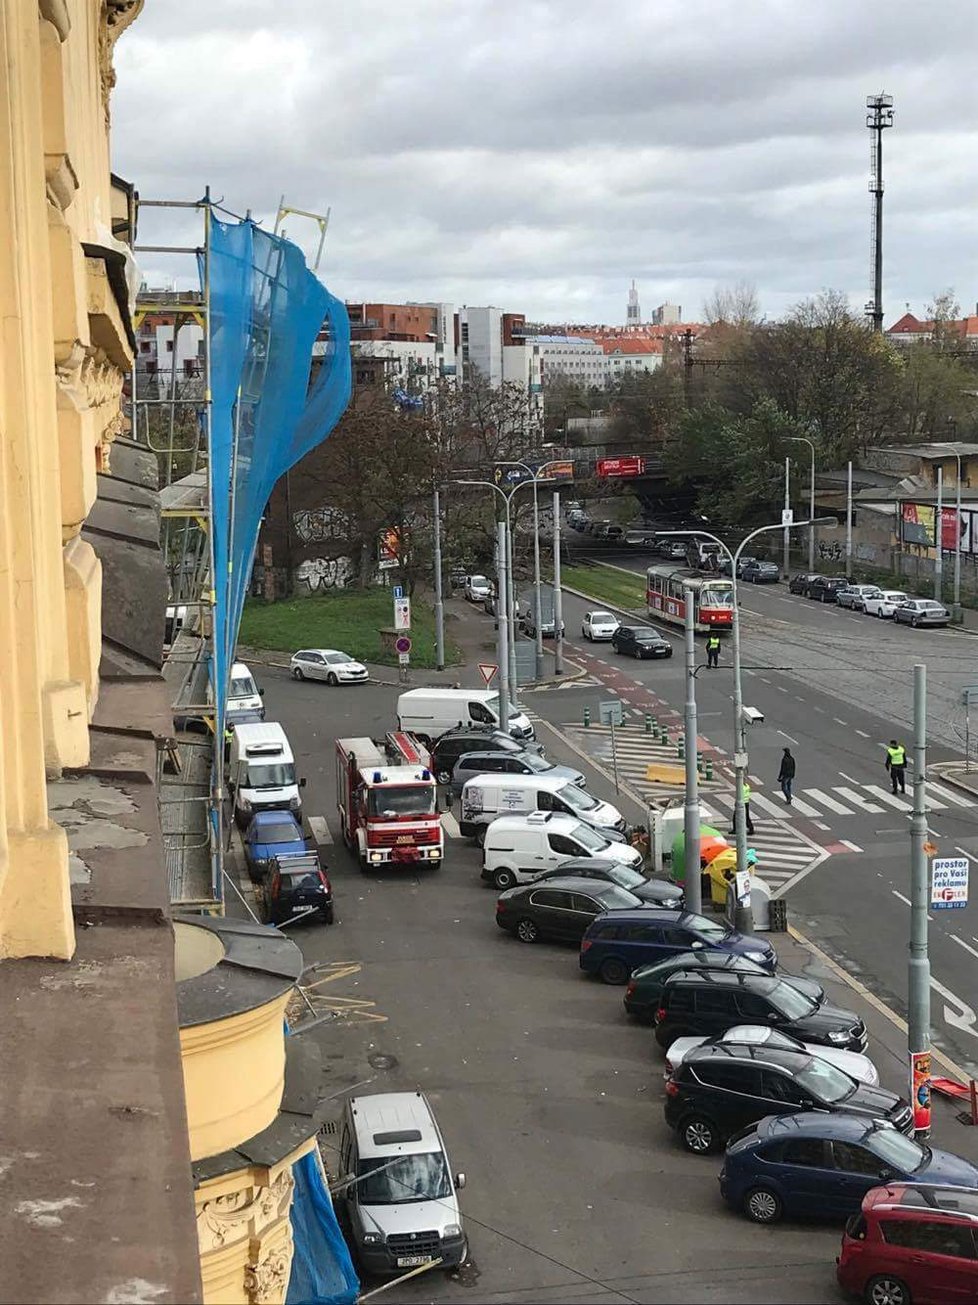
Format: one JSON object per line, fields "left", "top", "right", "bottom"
{"left": 293, "top": 506, "right": 349, "bottom": 544}
{"left": 294, "top": 556, "right": 354, "bottom": 593}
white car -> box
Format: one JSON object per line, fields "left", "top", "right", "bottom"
{"left": 290, "top": 648, "right": 368, "bottom": 685}
{"left": 663, "top": 1024, "right": 880, "bottom": 1086}
{"left": 465, "top": 574, "right": 491, "bottom": 602}
{"left": 581, "top": 610, "right": 620, "bottom": 641}
{"left": 863, "top": 589, "right": 909, "bottom": 618}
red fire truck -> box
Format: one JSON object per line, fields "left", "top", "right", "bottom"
{"left": 335, "top": 732, "right": 443, "bottom": 870}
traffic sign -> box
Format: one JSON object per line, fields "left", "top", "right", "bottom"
{"left": 781, "top": 508, "right": 794, "bottom": 526}
{"left": 393, "top": 597, "right": 411, "bottom": 631}
{"left": 395, "top": 635, "right": 412, "bottom": 655}
{"left": 392, "top": 584, "right": 404, "bottom": 600}
{"left": 478, "top": 662, "right": 498, "bottom": 687}
{"left": 398, "top": 651, "right": 410, "bottom": 666}
{"left": 599, "top": 699, "right": 624, "bottom": 727}
{"left": 932, "top": 856, "right": 969, "bottom": 910}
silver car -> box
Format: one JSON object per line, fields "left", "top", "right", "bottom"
{"left": 837, "top": 583, "right": 882, "bottom": 610}
{"left": 893, "top": 598, "right": 950, "bottom": 628}
{"left": 450, "top": 748, "right": 585, "bottom": 797}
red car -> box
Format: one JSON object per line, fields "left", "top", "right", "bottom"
{"left": 837, "top": 1182, "right": 978, "bottom": 1305}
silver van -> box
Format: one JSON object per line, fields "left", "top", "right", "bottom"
{"left": 339, "top": 1091, "right": 467, "bottom": 1276}
{"left": 459, "top": 773, "right": 625, "bottom": 842}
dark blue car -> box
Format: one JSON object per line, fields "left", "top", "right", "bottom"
{"left": 720, "top": 1112, "right": 978, "bottom": 1225}
{"left": 243, "top": 810, "right": 307, "bottom": 882}
{"left": 579, "top": 908, "right": 776, "bottom": 985}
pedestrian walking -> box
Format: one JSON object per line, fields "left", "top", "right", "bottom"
{"left": 778, "top": 747, "right": 796, "bottom": 805}
{"left": 728, "top": 780, "right": 755, "bottom": 835}
{"left": 706, "top": 634, "right": 721, "bottom": 669}
{"left": 885, "top": 739, "right": 907, "bottom": 794}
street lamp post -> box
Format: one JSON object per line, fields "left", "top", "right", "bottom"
{"left": 509, "top": 460, "right": 570, "bottom": 681}
{"left": 788, "top": 436, "right": 817, "bottom": 573}
{"left": 454, "top": 478, "right": 516, "bottom": 724}
{"left": 935, "top": 438, "right": 962, "bottom": 621}
{"left": 661, "top": 515, "right": 837, "bottom": 931}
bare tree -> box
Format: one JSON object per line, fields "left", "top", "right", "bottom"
{"left": 702, "top": 281, "right": 760, "bottom": 328}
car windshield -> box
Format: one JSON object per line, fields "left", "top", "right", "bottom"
{"left": 700, "top": 586, "right": 734, "bottom": 608}
{"left": 572, "top": 823, "right": 610, "bottom": 851}
{"left": 246, "top": 762, "right": 296, "bottom": 789}
{"left": 367, "top": 785, "right": 436, "bottom": 817}
{"left": 686, "top": 913, "right": 729, "bottom": 940}
{"left": 795, "top": 1057, "right": 857, "bottom": 1104}
{"left": 230, "top": 673, "right": 258, "bottom": 698}
{"left": 325, "top": 651, "right": 354, "bottom": 664}
{"left": 634, "top": 630, "right": 659, "bottom": 642}
{"left": 867, "top": 1127, "right": 928, "bottom": 1172}
{"left": 768, "top": 981, "right": 818, "bottom": 1019}
{"left": 357, "top": 1153, "right": 452, "bottom": 1205}
{"left": 520, "top": 752, "right": 554, "bottom": 773}
{"left": 558, "top": 783, "right": 600, "bottom": 811}
{"left": 470, "top": 576, "right": 488, "bottom": 586}
{"left": 592, "top": 612, "right": 615, "bottom": 623}
{"left": 594, "top": 884, "right": 640, "bottom": 910}
{"left": 607, "top": 865, "right": 645, "bottom": 890}
{"left": 257, "top": 821, "right": 301, "bottom": 844}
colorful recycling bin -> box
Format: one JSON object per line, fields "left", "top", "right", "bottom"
{"left": 706, "top": 846, "right": 757, "bottom": 906}
{"left": 669, "top": 827, "right": 728, "bottom": 885}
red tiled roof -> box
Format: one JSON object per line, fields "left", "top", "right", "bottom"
{"left": 600, "top": 338, "right": 664, "bottom": 355}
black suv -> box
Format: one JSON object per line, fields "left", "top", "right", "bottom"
{"left": 806, "top": 576, "right": 847, "bottom": 603}
{"left": 429, "top": 727, "right": 539, "bottom": 784}
{"left": 788, "top": 572, "right": 819, "bottom": 595}
{"left": 664, "top": 1044, "right": 912, "bottom": 1154}
{"left": 265, "top": 852, "right": 334, "bottom": 925}
{"left": 654, "top": 969, "right": 867, "bottom": 1053}
{"left": 611, "top": 626, "right": 673, "bottom": 659}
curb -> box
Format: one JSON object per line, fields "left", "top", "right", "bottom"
{"left": 931, "top": 764, "right": 978, "bottom": 800}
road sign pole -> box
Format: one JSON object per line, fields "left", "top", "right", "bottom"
{"left": 683, "top": 587, "right": 702, "bottom": 916}
{"left": 909, "top": 662, "right": 931, "bottom": 1139}
{"left": 610, "top": 716, "right": 619, "bottom": 794}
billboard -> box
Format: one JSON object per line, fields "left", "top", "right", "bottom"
{"left": 596, "top": 455, "right": 645, "bottom": 478}
{"left": 902, "top": 503, "right": 976, "bottom": 553}
{"left": 379, "top": 526, "right": 402, "bottom": 570}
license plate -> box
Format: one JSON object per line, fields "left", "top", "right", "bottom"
{"left": 396, "top": 835, "right": 411, "bottom": 845}
{"left": 396, "top": 1255, "right": 432, "bottom": 1268}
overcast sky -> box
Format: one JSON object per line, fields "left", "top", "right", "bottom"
{"left": 111, "top": 0, "right": 978, "bottom": 326}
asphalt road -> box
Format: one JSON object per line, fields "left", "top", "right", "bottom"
{"left": 254, "top": 668, "right": 857, "bottom": 1304}
{"left": 553, "top": 536, "right": 978, "bottom": 1079}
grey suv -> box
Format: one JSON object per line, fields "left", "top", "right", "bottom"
{"left": 450, "top": 749, "right": 585, "bottom": 798}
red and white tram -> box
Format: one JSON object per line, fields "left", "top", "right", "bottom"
{"left": 646, "top": 565, "right": 734, "bottom": 633}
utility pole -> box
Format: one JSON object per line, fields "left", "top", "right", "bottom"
{"left": 432, "top": 486, "right": 445, "bottom": 671}
{"left": 866, "top": 92, "right": 895, "bottom": 334}
{"left": 496, "top": 519, "right": 511, "bottom": 730}
{"left": 782, "top": 456, "right": 791, "bottom": 577}
{"left": 681, "top": 328, "right": 693, "bottom": 407}
{"left": 553, "top": 489, "right": 564, "bottom": 675}
{"left": 531, "top": 477, "right": 544, "bottom": 680}
{"left": 683, "top": 588, "right": 702, "bottom": 915}
{"left": 908, "top": 663, "right": 931, "bottom": 1139}
{"left": 935, "top": 466, "right": 944, "bottom": 602}
{"left": 845, "top": 461, "right": 853, "bottom": 579}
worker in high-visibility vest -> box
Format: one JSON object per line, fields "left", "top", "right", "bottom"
{"left": 705, "top": 634, "right": 721, "bottom": 669}
{"left": 885, "top": 740, "right": 907, "bottom": 795}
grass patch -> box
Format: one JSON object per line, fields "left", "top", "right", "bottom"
{"left": 558, "top": 562, "right": 647, "bottom": 613}
{"left": 238, "top": 589, "right": 461, "bottom": 668}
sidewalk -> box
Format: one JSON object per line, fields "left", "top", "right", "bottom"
{"left": 933, "top": 759, "right": 978, "bottom": 797}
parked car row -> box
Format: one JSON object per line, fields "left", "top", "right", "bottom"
{"left": 789, "top": 575, "right": 951, "bottom": 626}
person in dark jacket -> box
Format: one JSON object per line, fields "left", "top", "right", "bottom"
{"left": 778, "top": 747, "right": 796, "bottom": 804}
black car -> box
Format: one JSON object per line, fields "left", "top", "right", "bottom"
{"left": 611, "top": 626, "right": 673, "bottom": 659}
{"left": 265, "top": 852, "right": 334, "bottom": 925}
{"left": 495, "top": 876, "right": 645, "bottom": 945}
{"left": 623, "top": 951, "right": 824, "bottom": 1022}
{"left": 664, "top": 1043, "right": 912, "bottom": 1154}
{"left": 429, "top": 727, "right": 540, "bottom": 784}
{"left": 536, "top": 858, "right": 683, "bottom": 908}
{"left": 740, "top": 560, "right": 780, "bottom": 584}
{"left": 654, "top": 969, "right": 867, "bottom": 1052}
{"left": 805, "top": 575, "right": 848, "bottom": 603}
{"left": 788, "top": 572, "right": 819, "bottom": 595}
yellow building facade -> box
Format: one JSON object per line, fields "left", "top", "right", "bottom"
{"left": 0, "top": 0, "right": 143, "bottom": 961}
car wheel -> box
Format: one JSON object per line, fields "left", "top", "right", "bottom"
{"left": 598, "top": 956, "right": 629, "bottom": 985}
{"left": 743, "top": 1186, "right": 783, "bottom": 1224}
{"left": 436, "top": 768, "right": 452, "bottom": 786}
{"left": 493, "top": 867, "right": 516, "bottom": 891}
{"left": 326, "top": 672, "right": 339, "bottom": 686}
{"left": 321, "top": 904, "right": 335, "bottom": 925}
{"left": 292, "top": 666, "right": 304, "bottom": 680}
{"left": 910, "top": 616, "right": 919, "bottom": 628}
{"left": 679, "top": 1114, "right": 719, "bottom": 1154}
{"left": 864, "top": 1274, "right": 912, "bottom": 1305}
{"left": 515, "top": 918, "right": 538, "bottom": 944}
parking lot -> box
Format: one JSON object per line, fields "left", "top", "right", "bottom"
{"left": 235, "top": 665, "right": 978, "bottom": 1303}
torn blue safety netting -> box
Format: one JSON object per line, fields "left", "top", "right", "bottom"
{"left": 205, "top": 216, "right": 351, "bottom": 739}
{"left": 287, "top": 1150, "right": 360, "bottom": 1305}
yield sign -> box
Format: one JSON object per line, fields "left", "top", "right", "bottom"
{"left": 478, "top": 662, "right": 498, "bottom": 687}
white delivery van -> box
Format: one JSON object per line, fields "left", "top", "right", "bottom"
{"left": 397, "top": 688, "right": 534, "bottom": 745}
{"left": 481, "top": 812, "right": 643, "bottom": 891}
{"left": 228, "top": 721, "right": 305, "bottom": 826}
{"left": 208, "top": 660, "right": 265, "bottom": 723}
{"left": 458, "top": 773, "right": 624, "bottom": 842}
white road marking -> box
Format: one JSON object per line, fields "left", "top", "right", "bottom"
{"left": 833, "top": 717, "right": 848, "bottom": 726}
{"left": 759, "top": 676, "right": 771, "bottom": 684}
{"left": 749, "top": 791, "right": 794, "bottom": 819}
{"left": 441, "top": 811, "right": 461, "bottom": 838}
{"left": 855, "top": 729, "right": 870, "bottom": 739}
{"left": 777, "top": 729, "right": 799, "bottom": 744}
{"left": 892, "top": 889, "right": 912, "bottom": 907}
{"left": 833, "top": 786, "right": 884, "bottom": 815}
{"left": 813, "top": 706, "right": 824, "bottom": 714}
{"left": 838, "top": 771, "right": 859, "bottom": 784}
{"left": 803, "top": 788, "right": 852, "bottom": 814}
{"left": 307, "top": 815, "right": 333, "bottom": 844}
{"left": 865, "top": 785, "right": 913, "bottom": 812}
{"left": 927, "top": 780, "right": 974, "bottom": 809}
{"left": 839, "top": 838, "right": 863, "bottom": 852}
{"left": 949, "top": 934, "right": 978, "bottom": 962}
{"left": 777, "top": 685, "right": 788, "bottom": 693}
{"left": 814, "top": 820, "right": 831, "bottom": 830}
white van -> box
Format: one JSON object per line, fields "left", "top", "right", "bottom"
{"left": 397, "top": 688, "right": 534, "bottom": 745}
{"left": 459, "top": 773, "right": 624, "bottom": 842}
{"left": 228, "top": 721, "right": 304, "bottom": 826}
{"left": 208, "top": 660, "right": 265, "bottom": 724}
{"left": 481, "top": 812, "right": 643, "bottom": 891}
{"left": 339, "top": 1090, "right": 467, "bottom": 1276}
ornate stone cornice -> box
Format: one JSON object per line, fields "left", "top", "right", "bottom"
{"left": 99, "top": 1, "right": 144, "bottom": 122}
